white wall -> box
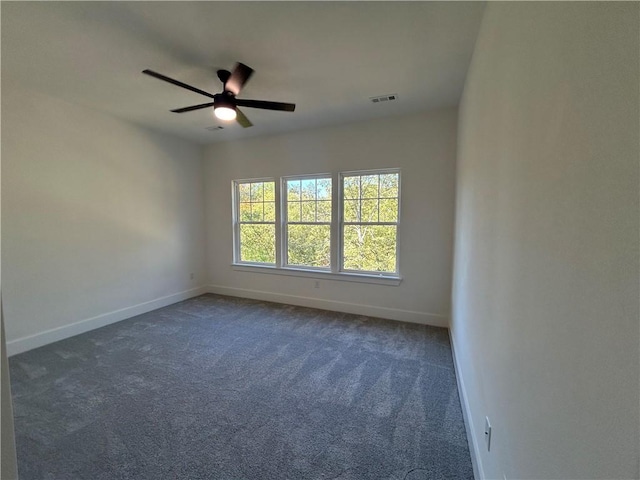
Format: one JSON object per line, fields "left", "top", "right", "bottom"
{"left": 2, "top": 85, "right": 207, "bottom": 353}
{"left": 451, "top": 3, "right": 639, "bottom": 479}
{"left": 204, "top": 109, "right": 457, "bottom": 326}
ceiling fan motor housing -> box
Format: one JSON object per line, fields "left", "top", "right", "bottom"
{"left": 214, "top": 92, "right": 236, "bottom": 110}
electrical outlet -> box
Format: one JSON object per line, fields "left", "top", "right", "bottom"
{"left": 314, "top": 280, "right": 320, "bottom": 288}
{"left": 484, "top": 416, "right": 492, "bottom": 451}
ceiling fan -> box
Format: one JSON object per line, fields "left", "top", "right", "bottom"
{"left": 142, "top": 62, "right": 295, "bottom": 128}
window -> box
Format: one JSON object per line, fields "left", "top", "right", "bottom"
{"left": 342, "top": 172, "right": 399, "bottom": 274}
{"left": 285, "top": 176, "right": 332, "bottom": 268}
{"left": 234, "top": 180, "right": 276, "bottom": 264}
{"left": 233, "top": 169, "right": 400, "bottom": 282}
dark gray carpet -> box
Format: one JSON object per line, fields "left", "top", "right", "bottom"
{"left": 9, "top": 294, "right": 473, "bottom": 480}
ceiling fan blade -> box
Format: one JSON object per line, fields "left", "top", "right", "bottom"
{"left": 235, "top": 108, "right": 253, "bottom": 128}
{"left": 236, "top": 99, "right": 296, "bottom": 112}
{"left": 170, "top": 102, "right": 216, "bottom": 113}
{"left": 142, "top": 69, "right": 216, "bottom": 99}
{"left": 225, "top": 63, "right": 254, "bottom": 96}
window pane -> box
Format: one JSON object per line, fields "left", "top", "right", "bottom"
{"left": 287, "top": 225, "right": 331, "bottom": 268}
{"left": 361, "top": 175, "right": 379, "bottom": 198}
{"left": 301, "top": 201, "right": 316, "bottom": 222}
{"left": 317, "top": 200, "right": 331, "bottom": 222}
{"left": 361, "top": 199, "right": 378, "bottom": 223}
{"left": 250, "top": 203, "right": 263, "bottom": 221}
{"left": 240, "top": 224, "right": 275, "bottom": 263}
{"left": 264, "top": 182, "right": 275, "bottom": 201}
{"left": 343, "top": 176, "right": 360, "bottom": 199}
{"left": 288, "top": 180, "right": 301, "bottom": 200}
{"left": 344, "top": 199, "right": 360, "bottom": 222}
{"left": 264, "top": 201, "right": 276, "bottom": 222}
{"left": 301, "top": 179, "right": 316, "bottom": 200}
{"left": 250, "top": 182, "right": 264, "bottom": 202}
{"left": 379, "top": 198, "right": 398, "bottom": 222}
{"left": 239, "top": 202, "right": 252, "bottom": 221}
{"left": 380, "top": 174, "right": 399, "bottom": 198}
{"left": 343, "top": 225, "right": 397, "bottom": 273}
{"left": 288, "top": 201, "right": 301, "bottom": 222}
{"left": 239, "top": 183, "right": 251, "bottom": 202}
{"left": 317, "top": 178, "right": 332, "bottom": 200}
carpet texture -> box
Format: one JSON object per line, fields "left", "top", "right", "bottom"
{"left": 10, "top": 294, "right": 473, "bottom": 479}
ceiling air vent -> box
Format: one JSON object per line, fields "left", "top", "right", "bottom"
{"left": 205, "top": 126, "right": 224, "bottom": 131}
{"left": 370, "top": 94, "right": 398, "bottom": 104}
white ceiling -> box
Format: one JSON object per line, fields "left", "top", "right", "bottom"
{"left": 2, "top": 2, "right": 485, "bottom": 145}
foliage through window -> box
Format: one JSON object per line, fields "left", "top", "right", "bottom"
{"left": 285, "top": 177, "right": 332, "bottom": 268}
{"left": 342, "top": 172, "right": 399, "bottom": 273}
{"left": 233, "top": 169, "right": 400, "bottom": 277}
{"left": 235, "top": 180, "right": 276, "bottom": 263}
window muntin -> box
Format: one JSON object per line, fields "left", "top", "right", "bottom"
{"left": 235, "top": 180, "right": 276, "bottom": 264}
{"left": 341, "top": 172, "right": 399, "bottom": 274}
{"left": 284, "top": 176, "right": 332, "bottom": 268}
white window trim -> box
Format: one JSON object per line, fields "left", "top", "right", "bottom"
{"left": 282, "top": 173, "right": 333, "bottom": 270}
{"left": 232, "top": 169, "right": 402, "bottom": 285}
{"left": 231, "top": 264, "right": 401, "bottom": 286}
{"left": 339, "top": 168, "right": 401, "bottom": 275}
{"left": 232, "top": 177, "right": 277, "bottom": 265}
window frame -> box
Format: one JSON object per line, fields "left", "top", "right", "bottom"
{"left": 281, "top": 173, "right": 333, "bottom": 271}
{"left": 232, "top": 177, "right": 278, "bottom": 266}
{"left": 232, "top": 169, "right": 401, "bottom": 286}
{"left": 339, "top": 168, "right": 401, "bottom": 276}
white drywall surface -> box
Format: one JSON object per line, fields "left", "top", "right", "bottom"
{"left": 2, "top": 85, "right": 207, "bottom": 345}
{"left": 451, "top": 3, "right": 639, "bottom": 479}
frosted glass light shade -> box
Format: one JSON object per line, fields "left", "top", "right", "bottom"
{"left": 215, "top": 106, "right": 237, "bottom": 121}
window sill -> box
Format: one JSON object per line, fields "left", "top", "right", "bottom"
{"left": 231, "top": 264, "right": 402, "bottom": 286}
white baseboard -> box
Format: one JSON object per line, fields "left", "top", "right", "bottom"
{"left": 450, "top": 333, "right": 484, "bottom": 480}
{"left": 206, "top": 284, "right": 448, "bottom": 328}
{"left": 7, "top": 286, "right": 208, "bottom": 356}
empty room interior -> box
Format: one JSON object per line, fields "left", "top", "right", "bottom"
{"left": 1, "top": 2, "right": 638, "bottom": 479}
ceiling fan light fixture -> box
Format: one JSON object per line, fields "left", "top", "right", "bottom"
{"left": 213, "top": 93, "right": 237, "bottom": 121}
{"left": 214, "top": 106, "right": 237, "bottom": 121}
